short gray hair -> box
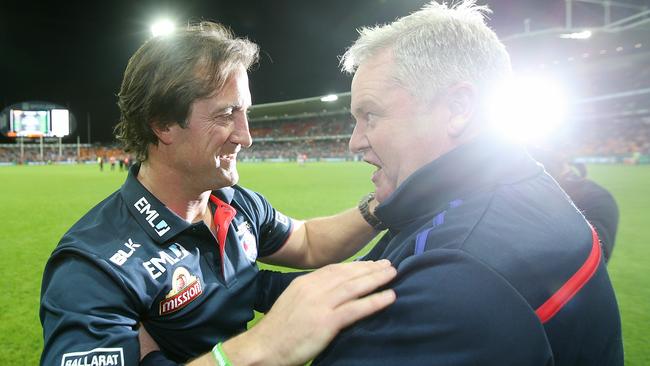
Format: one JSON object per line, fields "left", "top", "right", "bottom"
{"left": 341, "top": 0, "right": 512, "bottom": 101}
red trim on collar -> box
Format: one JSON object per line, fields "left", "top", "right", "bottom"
{"left": 210, "top": 195, "right": 237, "bottom": 272}
{"left": 535, "top": 225, "right": 602, "bottom": 324}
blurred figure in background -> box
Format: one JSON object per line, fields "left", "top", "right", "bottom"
{"left": 530, "top": 147, "right": 619, "bottom": 262}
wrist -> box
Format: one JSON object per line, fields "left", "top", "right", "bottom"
{"left": 212, "top": 343, "right": 233, "bottom": 366}
{"left": 358, "top": 192, "right": 387, "bottom": 231}
{"left": 220, "top": 330, "right": 270, "bottom": 366}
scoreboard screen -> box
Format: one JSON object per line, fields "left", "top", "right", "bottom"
{"left": 10, "top": 110, "right": 50, "bottom": 137}
{"left": 8, "top": 109, "right": 70, "bottom": 137}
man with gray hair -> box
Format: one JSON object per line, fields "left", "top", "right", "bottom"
{"left": 312, "top": 1, "right": 623, "bottom": 365}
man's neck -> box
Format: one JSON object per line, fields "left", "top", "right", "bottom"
{"left": 137, "top": 160, "right": 212, "bottom": 225}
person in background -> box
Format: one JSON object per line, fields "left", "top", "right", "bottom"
{"left": 529, "top": 147, "right": 619, "bottom": 262}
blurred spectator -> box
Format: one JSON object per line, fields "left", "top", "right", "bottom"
{"left": 530, "top": 147, "right": 619, "bottom": 262}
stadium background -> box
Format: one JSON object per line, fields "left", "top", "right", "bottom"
{"left": 1, "top": 0, "right": 649, "bottom": 364}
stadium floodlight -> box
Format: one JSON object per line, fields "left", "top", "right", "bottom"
{"left": 151, "top": 19, "right": 175, "bottom": 37}
{"left": 320, "top": 94, "right": 338, "bottom": 102}
{"left": 486, "top": 76, "right": 569, "bottom": 143}
{"left": 559, "top": 30, "right": 592, "bottom": 39}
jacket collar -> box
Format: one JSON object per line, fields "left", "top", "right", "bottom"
{"left": 120, "top": 163, "right": 236, "bottom": 244}
{"left": 374, "top": 135, "right": 543, "bottom": 231}
{"left": 120, "top": 164, "right": 190, "bottom": 243}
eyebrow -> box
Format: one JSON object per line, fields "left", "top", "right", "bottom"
{"left": 210, "top": 103, "right": 242, "bottom": 116}
{"left": 352, "top": 99, "right": 381, "bottom": 117}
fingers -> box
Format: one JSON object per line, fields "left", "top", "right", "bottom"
{"left": 244, "top": 259, "right": 398, "bottom": 366}
{"left": 306, "top": 259, "right": 393, "bottom": 292}
{"left": 327, "top": 264, "right": 397, "bottom": 307}
{"left": 334, "top": 288, "right": 397, "bottom": 329}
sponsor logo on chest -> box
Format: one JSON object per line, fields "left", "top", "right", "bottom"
{"left": 159, "top": 267, "right": 203, "bottom": 315}
{"left": 109, "top": 238, "right": 141, "bottom": 266}
{"left": 143, "top": 243, "right": 190, "bottom": 280}
{"left": 61, "top": 348, "right": 123, "bottom": 366}
{"left": 237, "top": 221, "right": 257, "bottom": 262}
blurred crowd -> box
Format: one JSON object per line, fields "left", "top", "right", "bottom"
{"left": 1, "top": 112, "right": 649, "bottom": 164}
{"left": 0, "top": 145, "right": 131, "bottom": 165}
{"left": 568, "top": 118, "right": 650, "bottom": 157}
{"left": 243, "top": 112, "right": 650, "bottom": 161}
{"left": 251, "top": 115, "right": 354, "bottom": 139}
{"left": 241, "top": 139, "right": 353, "bottom": 160}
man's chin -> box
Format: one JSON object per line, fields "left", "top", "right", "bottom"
{"left": 212, "top": 169, "right": 239, "bottom": 189}
{"left": 374, "top": 185, "right": 395, "bottom": 204}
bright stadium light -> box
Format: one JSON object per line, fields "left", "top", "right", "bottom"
{"left": 487, "top": 76, "right": 569, "bottom": 143}
{"left": 151, "top": 19, "right": 175, "bottom": 37}
{"left": 559, "top": 30, "right": 592, "bottom": 39}
{"left": 320, "top": 94, "right": 338, "bottom": 102}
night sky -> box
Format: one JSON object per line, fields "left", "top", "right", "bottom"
{"left": 0, "top": 0, "right": 627, "bottom": 142}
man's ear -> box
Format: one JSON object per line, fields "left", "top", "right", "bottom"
{"left": 150, "top": 121, "right": 174, "bottom": 145}
{"left": 445, "top": 83, "right": 476, "bottom": 138}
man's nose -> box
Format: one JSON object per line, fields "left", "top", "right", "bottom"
{"left": 348, "top": 122, "right": 367, "bottom": 154}
{"left": 232, "top": 114, "right": 252, "bottom": 148}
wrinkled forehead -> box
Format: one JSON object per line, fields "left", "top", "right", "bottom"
{"left": 352, "top": 49, "right": 398, "bottom": 82}
{"left": 352, "top": 57, "right": 424, "bottom": 117}
{"left": 351, "top": 52, "right": 404, "bottom": 99}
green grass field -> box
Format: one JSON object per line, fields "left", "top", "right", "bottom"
{"left": 1, "top": 163, "right": 648, "bottom": 365}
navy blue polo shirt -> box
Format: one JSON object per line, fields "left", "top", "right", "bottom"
{"left": 40, "top": 164, "right": 293, "bottom": 365}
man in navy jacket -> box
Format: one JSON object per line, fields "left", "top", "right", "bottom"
{"left": 312, "top": 1, "right": 623, "bottom": 365}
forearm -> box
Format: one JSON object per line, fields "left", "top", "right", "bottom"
{"left": 261, "top": 197, "right": 382, "bottom": 269}
{"left": 301, "top": 206, "right": 379, "bottom": 267}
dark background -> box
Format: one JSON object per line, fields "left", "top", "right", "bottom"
{"left": 1, "top": 0, "right": 644, "bottom": 142}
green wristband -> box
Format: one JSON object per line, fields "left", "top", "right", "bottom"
{"left": 212, "top": 342, "right": 233, "bottom": 366}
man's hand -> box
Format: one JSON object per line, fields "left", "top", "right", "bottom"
{"left": 141, "top": 260, "right": 397, "bottom": 366}
{"left": 221, "top": 259, "right": 397, "bottom": 366}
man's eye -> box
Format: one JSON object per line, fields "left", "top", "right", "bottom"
{"left": 214, "top": 107, "right": 236, "bottom": 122}
{"left": 366, "top": 113, "right": 377, "bottom": 126}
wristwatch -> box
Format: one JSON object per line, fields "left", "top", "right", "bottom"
{"left": 358, "top": 192, "right": 387, "bottom": 231}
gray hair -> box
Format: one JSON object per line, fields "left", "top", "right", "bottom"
{"left": 341, "top": 0, "right": 512, "bottom": 101}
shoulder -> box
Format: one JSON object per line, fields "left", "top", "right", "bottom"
{"left": 379, "top": 248, "right": 552, "bottom": 330}
{"left": 56, "top": 190, "right": 139, "bottom": 256}
{"left": 47, "top": 190, "right": 153, "bottom": 291}
{"left": 317, "top": 249, "right": 552, "bottom": 365}
{"left": 56, "top": 190, "right": 127, "bottom": 255}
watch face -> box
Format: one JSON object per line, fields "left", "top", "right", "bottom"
{"left": 359, "top": 193, "right": 385, "bottom": 230}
